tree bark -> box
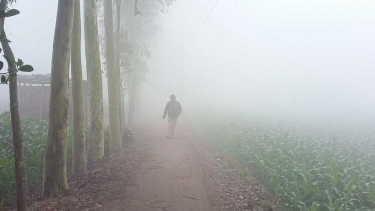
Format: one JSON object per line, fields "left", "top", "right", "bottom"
{"left": 124, "top": 0, "right": 136, "bottom": 125}
{"left": 116, "top": 0, "right": 124, "bottom": 141}
{"left": 120, "top": 92, "right": 125, "bottom": 129}
{"left": 135, "top": 73, "right": 140, "bottom": 118}
{"left": 128, "top": 74, "right": 135, "bottom": 125}
{"left": 84, "top": 0, "right": 104, "bottom": 161}
{"left": 43, "top": 0, "right": 74, "bottom": 198}
{"left": 129, "top": 62, "right": 140, "bottom": 125}
{"left": 71, "top": 0, "right": 86, "bottom": 176}
{"left": 4, "top": 41, "right": 29, "bottom": 211}
{"left": 104, "top": 0, "right": 122, "bottom": 153}
{"left": 0, "top": 1, "right": 29, "bottom": 208}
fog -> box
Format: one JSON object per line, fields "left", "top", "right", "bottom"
{"left": 143, "top": 0, "right": 375, "bottom": 124}
{"left": 1, "top": 0, "right": 375, "bottom": 125}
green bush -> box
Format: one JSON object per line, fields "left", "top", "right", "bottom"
{"left": 203, "top": 117, "right": 375, "bottom": 211}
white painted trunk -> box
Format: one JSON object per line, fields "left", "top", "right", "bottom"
{"left": 83, "top": 0, "right": 105, "bottom": 161}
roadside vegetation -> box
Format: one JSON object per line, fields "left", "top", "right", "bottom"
{"left": 0, "top": 112, "right": 73, "bottom": 206}
{"left": 203, "top": 116, "right": 375, "bottom": 211}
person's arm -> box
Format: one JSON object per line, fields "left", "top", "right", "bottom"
{"left": 163, "top": 102, "right": 169, "bottom": 119}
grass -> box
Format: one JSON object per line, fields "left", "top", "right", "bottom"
{"left": 201, "top": 116, "right": 375, "bottom": 211}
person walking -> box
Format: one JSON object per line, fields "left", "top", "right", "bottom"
{"left": 163, "top": 94, "right": 182, "bottom": 138}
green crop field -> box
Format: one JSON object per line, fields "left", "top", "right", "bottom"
{"left": 202, "top": 117, "right": 375, "bottom": 211}
{"left": 0, "top": 112, "right": 72, "bottom": 205}
{"left": 0, "top": 112, "right": 47, "bottom": 201}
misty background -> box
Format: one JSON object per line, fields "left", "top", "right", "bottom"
{"left": 1, "top": 0, "right": 374, "bottom": 126}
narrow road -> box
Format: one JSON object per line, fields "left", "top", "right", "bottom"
{"left": 111, "top": 124, "right": 212, "bottom": 211}
{"left": 28, "top": 121, "right": 279, "bottom": 211}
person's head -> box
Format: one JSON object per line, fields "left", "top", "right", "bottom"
{"left": 170, "top": 94, "right": 176, "bottom": 101}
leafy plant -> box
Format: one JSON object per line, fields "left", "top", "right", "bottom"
{"left": 0, "top": 8, "right": 34, "bottom": 84}
{"left": 0, "top": 112, "right": 47, "bottom": 201}
{"left": 0, "top": 112, "right": 74, "bottom": 204}
{"left": 202, "top": 116, "right": 375, "bottom": 211}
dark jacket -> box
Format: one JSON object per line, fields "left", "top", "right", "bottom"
{"left": 163, "top": 100, "right": 182, "bottom": 119}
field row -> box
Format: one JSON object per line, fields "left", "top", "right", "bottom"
{"left": 203, "top": 118, "right": 375, "bottom": 211}
{"left": 0, "top": 112, "right": 73, "bottom": 204}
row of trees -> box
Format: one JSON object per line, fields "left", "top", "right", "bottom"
{"left": 45, "top": 0, "right": 176, "bottom": 198}
{"left": 0, "top": 0, "right": 176, "bottom": 210}
{"left": 98, "top": 0, "right": 170, "bottom": 124}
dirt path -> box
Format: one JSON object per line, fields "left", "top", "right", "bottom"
{"left": 110, "top": 125, "right": 211, "bottom": 211}
{"left": 25, "top": 121, "right": 280, "bottom": 211}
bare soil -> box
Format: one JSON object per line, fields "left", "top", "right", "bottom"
{"left": 7, "top": 121, "right": 281, "bottom": 211}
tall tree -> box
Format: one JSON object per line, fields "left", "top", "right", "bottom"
{"left": 0, "top": 0, "right": 31, "bottom": 209}
{"left": 101, "top": 0, "right": 176, "bottom": 125}
{"left": 43, "top": 0, "right": 74, "bottom": 197}
{"left": 115, "top": 0, "right": 124, "bottom": 137}
{"left": 1, "top": 33, "right": 29, "bottom": 211}
{"left": 71, "top": 0, "right": 86, "bottom": 175}
{"left": 122, "top": 0, "right": 165, "bottom": 124}
{"left": 104, "top": 0, "right": 122, "bottom": 152}
{"left": 126, "top": 0, "right": 135, "bottom": 125}
{"left": 84, "top": 0, "right": 104, "bottom": 161}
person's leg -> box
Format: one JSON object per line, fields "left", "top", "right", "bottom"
{"left": 167, "top": 117, "right": 173, "bottom": 138}
{"left": 172, "top": 118, "right": 177, "bottom": 138}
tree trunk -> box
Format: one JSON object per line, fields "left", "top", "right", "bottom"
{"left": 0, "top": 1, "right": 29, "bottom": 207}
{"left": 125, "top": 0, "right": 135, "bottom": 125}
{"left": 84, "top": 0, "right": 104, "bottom": 161}
{"left": 120, "top": 92, "right": 125, "bottom": 129}
{"left": 128, "top": 74, "right": 136, "bottom": 125}
{"left": 8, "top": 59, "right": 29, "bottom": 211}
{"left": 119, "top": 93, "right": 124, "bottom": 140}
{"left": 71, "top": 0, "right": 86, "bottom": 176}
{"left": 135, "top": 75, "right": 140, "bottom": 118}
{"left": 43, "top": 0, "right": 74, "bottom": 198}
{"left": 116, "top": 0, "right": 123, "bottom": 142}
{"left": 129, "top": 62, "right": 141, "bottom": 124}
{"left": 104, "top": 0, "right": 122, "bottom": 153}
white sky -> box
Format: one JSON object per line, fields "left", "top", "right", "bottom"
{"left": 144, "top": 0, "right": 375, "bottom": 122}
{"left": 1, "top": 0, "right": 375, "bottom": 123}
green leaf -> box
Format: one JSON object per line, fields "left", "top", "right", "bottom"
{"left": 1, "top": 75, "right": 6, "bottom": 84}
{"left": 5, "top": 9, "right": 20, "bottom": 18}
{"left": 18, "top": 65, "right": 34, "bottom": 72}
{"left": 17, "top": 58, "right": 23, "bottom": 67}
{"left": 5, "top": 74, "right": 12, "bottom": 82}
{"left": 310, "top": 202, "right": 320, "bottom": 211}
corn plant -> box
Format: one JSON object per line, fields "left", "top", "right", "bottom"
{"left": 0, "top": 112, "right": 48, "bottom": 201}
{"left": 202, "top": 116, "right": 375, "bottom": 211}
{"left": 0, "top": 112, "right": 74, "bottom": 204}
